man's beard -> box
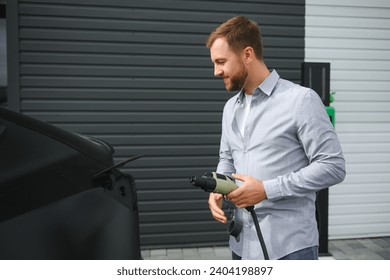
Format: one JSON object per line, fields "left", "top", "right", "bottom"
{"left": 224, "top": 66, "right": 248, "bottom": 92}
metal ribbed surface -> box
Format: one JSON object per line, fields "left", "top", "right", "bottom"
{"left": 306, "top": 0, "right": 390, "bottom": 239}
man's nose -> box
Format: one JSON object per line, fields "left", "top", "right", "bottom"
{"left": 214, "top": 66, "right": 223, "bottom": 77}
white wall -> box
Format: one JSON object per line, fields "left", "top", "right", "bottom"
{"left": 306, "top": 0, "right": 390, "bottom": 239}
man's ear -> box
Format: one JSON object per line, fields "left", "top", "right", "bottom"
{"left": 243, "top": 47, "right": 254, "bottom": 64}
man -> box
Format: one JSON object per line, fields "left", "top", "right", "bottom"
{"left": 206, "top": 16, "right": 346, "bottom": 260}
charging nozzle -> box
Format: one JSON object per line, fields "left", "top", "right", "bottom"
{"left": 228, "top": 219, "right": 243, "bottom": 242}
{"left": 189, "top": 171, "right": 269, "bottom": 259}
{"left": 189, "top": 176, "right": 216, "bottom": 192}
{"left": 189, "top": 172, "right": 238, "bottom": 195}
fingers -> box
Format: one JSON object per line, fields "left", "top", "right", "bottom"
{"left": 208, "top": 193, "right": 227, "bottom": 224}
{"left": 228, "top": 194, "right": 255, "bottom": 208}
{"left": 226, "top": 183, "right": 243, "bottom": 200}
{"left": 231, "top": 173, "right": 246, "bottom": 182}
{"left": 227, "top": 174, "right": 247, "bottom": 207}
{"left": 226, "top": 188, "right": 248, "bottom": 208}
{"left": 227, "top": 175, "right": 266, "bottom": 208}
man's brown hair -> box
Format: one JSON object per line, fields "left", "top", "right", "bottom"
{"left": 206, "top": 16, "right": 263, "bottom": 60}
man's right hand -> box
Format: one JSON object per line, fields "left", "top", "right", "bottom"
{"left": 208, "top": 193, "right": 227, "bottom": 224}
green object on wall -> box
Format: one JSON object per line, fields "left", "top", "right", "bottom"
{"left": 326, "top": 106, "right": 335, "bottom": 127}
{"left": 326, "top": 91, "right": 336, "bottom": 127}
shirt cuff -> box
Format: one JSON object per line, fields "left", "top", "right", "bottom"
{"left": 263, "top": 178, "right": 283, "bottom": 201}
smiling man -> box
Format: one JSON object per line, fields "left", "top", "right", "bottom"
{"left": 206, "top": 16, "right": 346, "bottom": 260}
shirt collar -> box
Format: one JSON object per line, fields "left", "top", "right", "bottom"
{"left": 259, "top": 69, "right": 279, "bottom": 96}
{"left": 235, "top": 69, "right": 280, "bottom": 103}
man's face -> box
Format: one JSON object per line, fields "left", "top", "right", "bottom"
{"left": 210, "top": 37, "right": 247, "bottom": 92}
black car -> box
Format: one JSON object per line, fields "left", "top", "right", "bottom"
{"left": 0, "top": 106, "right": 141, "bottom": 259}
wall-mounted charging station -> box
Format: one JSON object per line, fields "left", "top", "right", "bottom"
{"left": 302, "top": 62, "right": 334, "bottom": 256}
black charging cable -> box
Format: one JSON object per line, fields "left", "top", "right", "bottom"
{"left": 226, "top": 203, "right": 269, "bottom": 260}
{"left": 247, "top": 206, "right": 269, "bottom": 260}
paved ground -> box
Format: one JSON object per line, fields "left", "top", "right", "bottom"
{"left": 328, "top": 237, "right": 390, "bottom": 260}
{"left": 141, "top": 237, "right": 390, "bottom": 260}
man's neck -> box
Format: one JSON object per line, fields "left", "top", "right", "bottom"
{"left": 243, "top": 61, "right": 270, "bottom": 95}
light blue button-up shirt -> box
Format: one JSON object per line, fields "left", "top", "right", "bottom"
{"left": 217, "top": 70, "right": 346, "bottom": 259}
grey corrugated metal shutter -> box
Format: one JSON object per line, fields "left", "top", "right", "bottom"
{"left": 9, "top": 0, "right": 304, "bottom": 248}
{"left": 306, "top": 0, "right": 390, "bottom": 239}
